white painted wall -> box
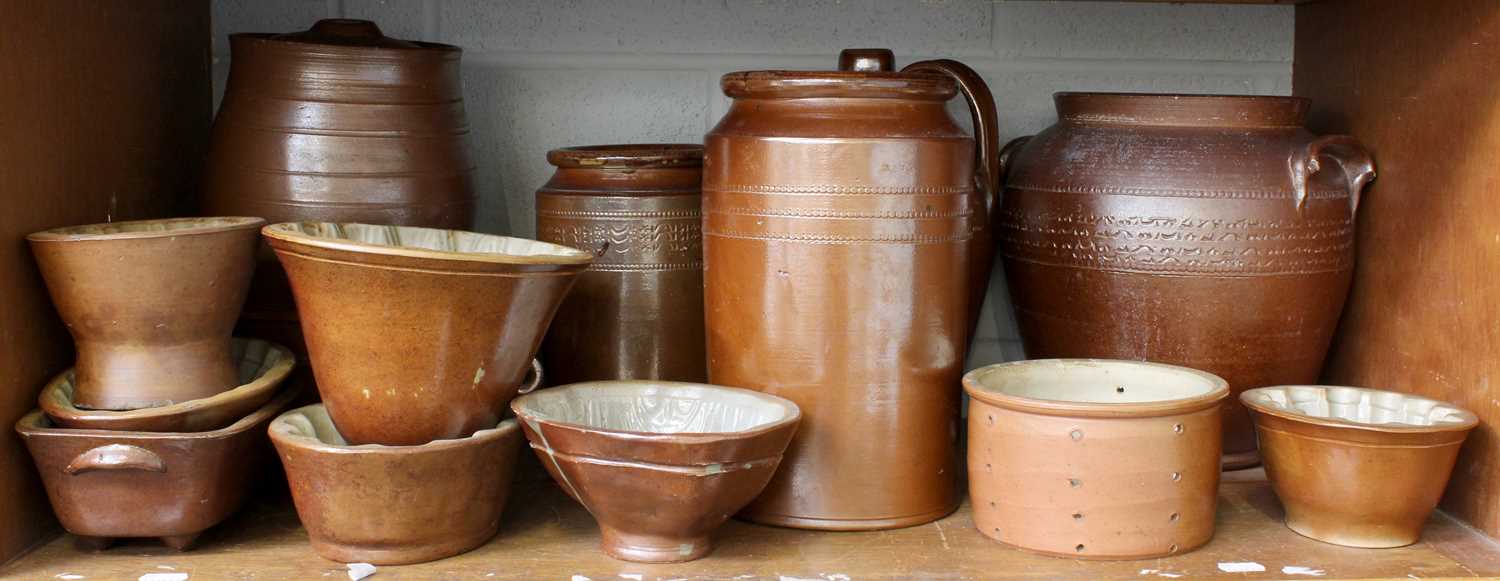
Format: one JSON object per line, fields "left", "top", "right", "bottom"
{"left": 211, "top": 0, "right": 1294, "bottom": 369}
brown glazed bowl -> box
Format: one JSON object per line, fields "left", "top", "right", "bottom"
{"left": 39, "top": 338, "right": 294, "bottom": 432}
{"left": 1242, "top": 386, "right": 1478, "bottom": 548}
{"left": 15, "top": 386, "right": 296, "bottom": 551}
{"left": 511, "top": 381, "right": 801, "bottom": 563}
{"left": 964, "top": 359, "right": 1229, "bottom": 560}
{"left": 27, "top": 217, "right": 265, "bottom": 410}
{"left": 269, "top": 403, "right": 523, "bottom": 565}
{"left": 263, "top": 222, "right": 589, "bottom": 445}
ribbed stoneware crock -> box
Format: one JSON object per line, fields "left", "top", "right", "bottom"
{"left": 40, "top": 338, "right": 294, "bottom": 432}
{"left": 536, "top": 144, "right": 707, "bottom": 385}
{"left": 964, "top": 359, "right": 1229, "bottom": 560}
{"left": 263, "top": 222, "right": 587, "bottom": 445}
{"left": 15, "top": 387, "right": 296, "bottom": 551}
{"left": 705, "top": 48, "right": 1000, "bottom": 531}
{"left": 27, "top": 217, "right": 264, "bottom": 410}
{"left": 1242, "top": 385, "right": 1478, "bottom": 548}
{"left": 270, "top": 403, "right": 523, "bottom": 565}
{"left": 999, "top": 93, "right": 1376, "bottom": 469}
{"left": 512, "top": 381, "right": 800, "bottom": 562}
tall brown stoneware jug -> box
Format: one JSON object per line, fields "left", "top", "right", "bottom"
{"left": 999, "top": 93, "right": 1376, "bottom": 469}
{"left": 536, "top": 145, "right": 707, "bottom": 385}
{"left": 203, "top": 19, "right": 476, "bottom": 368}
{"left": 704, "top": 49, "right": 1000, "bottom": 530}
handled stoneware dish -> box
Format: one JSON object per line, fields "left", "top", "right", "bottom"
{"left": 963, "top": 359, "right": 1229, "bottom": 560}
{"left": 1242, "top": 385, "right": 1478, "bottom": 548}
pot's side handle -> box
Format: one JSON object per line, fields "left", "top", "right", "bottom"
{"left": 517, "top": 358, "right": 545, "bottom": 394}
{"left": 64, "top": 444, "right": 166, "bottom": 476}
{"left": 901, "top": 60, "right": 1001, "bottom": 218}
{"left": 1288, "top": 134, "right": 1377, "bottom": 215}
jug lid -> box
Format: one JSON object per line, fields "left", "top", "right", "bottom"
{"left": 722, "top": 48, "right": 956, "bottom": 100}
{"left": 265, "top": 19, "right": 428, "bottom": 50}
{"left": 547, "top": 144, "right": 704, "bottom": 169}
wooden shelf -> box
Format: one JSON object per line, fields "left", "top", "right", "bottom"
{"left": 5, "top": 469, "right": 1497, "bottom": 580}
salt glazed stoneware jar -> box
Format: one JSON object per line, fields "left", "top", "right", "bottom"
{"left": 536, "top": 144, "right": 707, "bottom": 385}
{"left": 963, "top": 359, "right": 1230, "bottom": 559}
{"left": 262, "top": 222, "right": 588, "bottom": 445}
{"left": 704, "top": 48, "right": 1000, "bottom": 530}
{"left": 512, "top": 381, "right": 801, "bottom": 563}
{"left": 27, "top": 217, "right": 264, "bottom": 410}
{"left": 998, "top": 93, "right": 1377, "bottom": 469}
{"left": 1242, "top": 385, "right": 1479, "bottom": 548}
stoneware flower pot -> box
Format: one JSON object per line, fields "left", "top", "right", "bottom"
{"left": 39, "top": 338, "right": 294, "bottom": 432}
{"left": 963, "top": 359, "right": 1230, "bottom": 560}
{"left": 15, "top": 386, "right": 296, "bottom": 551}
{"left": 1242, "top": 385, "right": 1479, "bottom": 548}
{"left": 511, "top": 381, "right": 801, "bottom": 563}
{"left": 269, "top": 403, "right": 523, "bottom": 565}
{"left": 27, "top": 217, "right": 265, "bottom": 410}
{"left": 262, "top": 222, "right": 590, "bottom": 445}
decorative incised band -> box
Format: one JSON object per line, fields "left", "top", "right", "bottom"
{"left": 536, "top": 208, "right": 701, "bottom": 220}
{"left": 589, "top": 262, "right": 703, "bottom": 272}
{"left": 705, "top": 183, "right": 972, "bottom": 196}
{"left": 538, "top": 221, "right": 701, "bottom": 265}
{"left": 1007, "top": 183, "right": 1348, "bottom": 202}
{"left": 705, "top": 229, "right": 970, "bottom": 245}
{"left": 707, "top": 206, "right": 971, "bottom": 220}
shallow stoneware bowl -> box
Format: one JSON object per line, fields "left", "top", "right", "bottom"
{"left": 269, "top": 403, "right": 523, "bottom": 565}
{"left": 15, "top": 386, "right": 296, "bottom": 551}
{"left": 27, "top": 217, "right": 265, "bottom": 410}
{"left": 1242, "top": 385, "right": 1478, "bottom": 548}
{"left": 963, "top": 359, "right": 1230, "bottom": 560}
{"left": 39, "top": 338, "right": 294, "bottom": 432}
{"left": 262, "top": 222, "right": 590, "bottom": 445}
{"left": 511, "top": 381, "right": 801, "bottom": 563}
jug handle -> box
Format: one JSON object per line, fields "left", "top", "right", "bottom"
{"left": 64, "top": 444, "right": 166, "bottom": 476}
{"left": 517, "top": 358, "right": 545, "bottom": 394}
{"left": 901, "top": 60, "right": 1001, "bottom": 220}
{"left": 1288, "top": 134, "right": 1376, "bottom": 215}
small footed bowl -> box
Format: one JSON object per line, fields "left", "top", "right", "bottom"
{"left": 1242, "top": 385, "right": 1478, "bottom": 548}
{"left": 511, "top": 381, "right": 800, "bottom": 563}
{"left": 40, "top": 338, "right": 294, "bottom": 432}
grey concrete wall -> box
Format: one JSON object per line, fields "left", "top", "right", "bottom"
{"left": 212, "top": 0, "right": 1294, "bottom": 368}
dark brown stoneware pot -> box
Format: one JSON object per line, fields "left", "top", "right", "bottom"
{"left": 204, "top": 19, "right": 477, "bottom": 369}
{"left": 536, "top": 144, "right": 707, "bottom": 385}
{"left": 704, "top": 49, "right": 999, "bottom": 530}
{"left": 26, "top": 217, "right": 264, "bottom": 410}
{"left": 999, "top": 93, "right": 1376, "bottom": 469}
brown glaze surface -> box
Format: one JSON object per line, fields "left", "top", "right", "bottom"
{"left": 264, "top": 222, "right": 586, "bottom": 445}
{"left": 998, "top": 93, "right": 1376, "bottom": 469}
{"left": 1243, "top": 386, "right": 1478, "bottom": 548}
{"left": 512, "top": 382, "right": 800, "bottom": 562}
{"left": 27, "top": 218, "right": 264, "bottom": 410}
{"left": 270, "top": 404, "right": 522, "bottom": 565}
{"left": 704, "top": 49, "right": 996, "bottom": 530}
{"left": 964, "top": 359, "right": 1229, "bottom": 559}
{"left": 537, "top": 144, "right": 707, "bottom": 385}
{"left": 39, "top": 339, "right": 293, "bottom": 432}
{"left": 14, "top": 387, "right": 295, "bottom": 551}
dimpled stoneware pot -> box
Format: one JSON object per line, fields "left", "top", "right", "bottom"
{"left": 536, "top": 144, "right": 707, "bottom": 385}
{"left": 999, "top": 93, "right": 1376, "bottom": 469}
{"left": 270, "top": 403, "right": 523, "bottom": 565}
{"left": 264, "top": 222, "right": 588, "bottom": 445}
{"left": 27, "top": 217, "right": 264, "bottom": 410}
{"left": 512, "top": 381, "right": 800, "bottom": 562}
{"left": 15, "top": 387, "right": 296, "bottom": 551}
{"left": 705, "top": 48, "right": 999, "bottom": 531}
{"left": 964, "top": 359, "right": 1229, "bottom": 559}
{"left": 1242, "top": 386, "right": 1478, "bottom": 548}
{"left": 40, "top": 338, "right": 294, "bottom": 432}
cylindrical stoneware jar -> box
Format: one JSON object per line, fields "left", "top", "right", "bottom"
{"left": 536, "top": 144, "right": 707, "bottom": 385}
{"left": 964, "top": 359, "right": 1229, "bottom": 559}
{"left": 705, "top": 49, "right": 1000, "bottom": 530}
{"left": 204, "top": 19, "right": 477, "bottom": 365}
{"left": 999, "top": 93, "right": 1376, "bottom": 469}
{"left": 1242, "top": 386, "right": 1478, "bottom": 548}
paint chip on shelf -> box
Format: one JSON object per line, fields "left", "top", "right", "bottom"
{"left": 55, "top": 575, "right": 85, "bottom": 580}
{"left": 138, "top": 574, "right": 188, "bottom": 581}
{"left": 1283, "top": 566, "right": 1326, "bottom": 576}
{"left": 346, "top": 562, "right": 376, "bottom": 580}
{"left": 620, "top": 575, "right": 643, "bottom": 581}
{"left": 1139, "top": 570, "right": 1183, "bottom": 578}
{"left": 1218, "top": 562, "right": 1267, "bottom": 573}
{"left": 572, "top": 576, "right": 592, "bottom": 581}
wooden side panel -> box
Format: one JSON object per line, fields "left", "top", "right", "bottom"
{"left": 0, "top": 1, "right": 210, "bottom": 564}
{"left": 1296, "top": 0, "right": 1500, "bottom": 537}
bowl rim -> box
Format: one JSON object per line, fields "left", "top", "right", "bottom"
{"left": 510, "top": 380, "right": 803, "bottom": 442}
{"left": 262, "top": 222, "right": 594, "bottom": 267}
{"left": 27, "top": 216, "right": 266, "bottom": 242}
{"left": 267, "top": 403, "right": 521, "bottom": 454}
{"left": 1240, "top": 385, "right": 1480, "bottom": 434}
{"left": 962, "top": 358, "right": 1230, "bottom": 418}
{"left": 16, "top": 383, "right": 298, "bottom": 440}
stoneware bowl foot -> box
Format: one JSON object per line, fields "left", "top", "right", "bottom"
{"left": 601, "top": 528, "right": 712, "bottom": 563}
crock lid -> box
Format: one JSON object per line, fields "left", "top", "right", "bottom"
{"left": 268, "top": 19, "right": 420, "bottom": 49}
{"left": 722, "top": 48, "right": 956, "bottom": 100}
{"left": 1054, "top": 92, "right": 1310, "bottom": 128}
{"left": 546, "top": 144, "right": 704, "bottom": 169}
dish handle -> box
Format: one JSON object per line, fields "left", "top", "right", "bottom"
{"left": 64, "top": 444, "right": 167, "bottom": 475}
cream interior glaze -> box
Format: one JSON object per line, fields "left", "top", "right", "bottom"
{"left": 516, "top": 382, "right": 796, "bottom": 434}
{"left": 968, "top": 359, "right": 1224, "bottom": 404}
{"left": 1245, "top": 385, "right": 1476, "bottom": 427}
{"left": 267, "top": 222, "right": 590, "bottom": 260}
{"left": 30, "top": 217, "right": 263, "bottom": 239}
{"left": 271, "top": 405, "right": 516, "bottom": 448}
